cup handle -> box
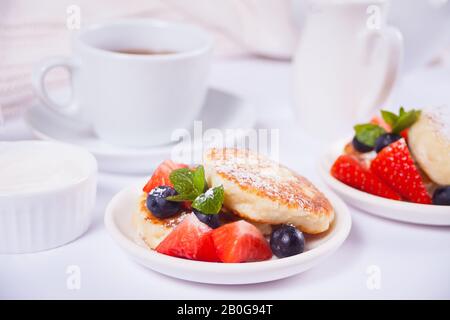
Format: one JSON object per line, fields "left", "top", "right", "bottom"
{"left": 32, "top": 57, "right": 80, "bottom": 116}
{"left": 358, "top": 26, "right": 403, "bottom": 118}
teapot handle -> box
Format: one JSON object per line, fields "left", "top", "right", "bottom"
{"left": 358, "top": 26, "right": 403, "bottom": 119}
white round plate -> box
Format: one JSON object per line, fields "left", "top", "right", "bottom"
{"left": 104, "top": 184, "right": 351, "bottom": 285}
{"left": 24, "top": 88, "right": 255, "bottom": 174}
{"left": 319, "top": 139, "right": 450, "bottom": 226}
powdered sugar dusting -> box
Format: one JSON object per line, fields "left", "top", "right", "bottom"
{"left": 424, "top": 105, "right": 450, "bottom": 141}
{"left": 205, "top": 148, "right": 332, "bottom": 212}
{"left": 195, "top": 187, "right": 215, "bottom": 202}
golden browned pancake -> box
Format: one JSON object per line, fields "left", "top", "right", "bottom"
{"left": 203, "top": 148, "right": 334, "bottom": 234}
{"left": 132, "top": 194, "right": 189, "bottom": 249}
{"left": 134, "top": 194, "right": 273, "bottom": 249}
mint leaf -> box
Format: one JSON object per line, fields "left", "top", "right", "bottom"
{"left": 391, "top": 109, "right": 421, "bottom": 134}
{"left": 192, "top": 185, "right": 224, "bottom": 214}
{"left": 169, "top": 168, "right": 195, "bottom": 196}
{"left": 192, "top": 165, "right": 206, "bottom": 194}
{"left": 376, "top": 107, "right": 421, "bottom": 135}
{"left": 167, "top": 166, "right": 207, "bottom": 202}
{"left": 166, "top": 192, "right": 198, "bottom": 202}
{"left": 381, "top": 110, "right": 398, "bottom": 127}
{"left": 354, "top": 124, "right": 386, "bottom": 147}
{"left": 167, "top": 166, "right": 225, "bottom": 212}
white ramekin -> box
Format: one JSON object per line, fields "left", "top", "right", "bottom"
{"left": 0, "top": 141, "right": 97, "bottom": 253}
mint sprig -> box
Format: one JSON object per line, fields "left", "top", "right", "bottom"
{"left": 382, "top": 107, "right": 421, "bottom": 134}
{"left": 354, "top": 123, "right": 386, "bottom": 147}
{"left": 192, "top": 165, "right": 206, "bottom": 194}
{"left": 354, "top": 107, "right": 421, "bottom": 147}
{"left": 192, "top": 185, "right": 224, "bottom": 214}
{"left": 380, "top": 110, "right": 398, "bottom": 127}
{"left": 167, "top": 166, "right": 205, "bottom": 201}
{"left": 167, "top": 165, "right": 224, "bottom": 214}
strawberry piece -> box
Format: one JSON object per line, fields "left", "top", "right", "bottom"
{"left": 182, "top": 201, "right": 192, "bottom": 211}
{"left": 370, "top": 116, "right": 391, "bottom": 132}
{"left": 156, "top": 214, "right": 219, "bottom": 262}
{"left": 331, "top": 155, "right": 401, "bottom": 200}
{"left": 210, "top": 220, "right": 272, "bottom": 263}
{"left": 370, "top": 139, "right": 431, "bottom": 204}
{"left": 400, "top": 128, "right": 409, "bottom": 140}
{"left": 143, "top": 160, "right": 188, "bottom": 193}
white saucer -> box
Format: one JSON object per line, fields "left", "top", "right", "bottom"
{"left": 319, "top": 139, "right": 450, "bottom": 226}
{"left": 104, "top": 183, "right": 351, "bottom": 285}
{"left": 25, "top": 88, "right": 255, "bottom": 174}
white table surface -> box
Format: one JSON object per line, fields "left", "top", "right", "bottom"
{"left": 1, "top": 58, "right": 450, "bottom": 299}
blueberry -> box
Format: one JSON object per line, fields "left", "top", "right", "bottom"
{"left": 374, "top": 133, "right": 402, "bottom": 153}
{"left": 432, "top": 186, "right": 450, "bottom": 206}
{"left": 270, "top": 224, "right": 305, "bottom": 258}
{"left": 146, "top": 186, "right": 182, "bottom": 218}
{"left": 193, "top": 209, "right": 221, "bottom": 229}
{"left": 352, "top": 136, "right": 373, "bottom": 153}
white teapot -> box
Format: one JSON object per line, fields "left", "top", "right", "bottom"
{"left": 292, "top": 0, "right": 403, "bottom": 139}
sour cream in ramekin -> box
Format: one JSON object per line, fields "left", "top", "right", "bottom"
{"left": 0, "top": 141, "right": 97, "bottom": 253}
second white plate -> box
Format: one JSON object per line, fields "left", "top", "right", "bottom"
{"left": 104, "top": 184, "right": 352, "bottom": 285}
{"left": 319, "top": 139, "right": 450, "bottom": 226}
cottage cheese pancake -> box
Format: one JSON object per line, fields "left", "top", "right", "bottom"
{"left": 134, "top": 194, "right": 273, "bottom": 249}
{"left": 204, "top": 148, "right": 335, "bottom": 234}
{"left": 409, "top": 106, "right": 450, "bottom": 185}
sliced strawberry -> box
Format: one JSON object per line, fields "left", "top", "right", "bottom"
{"left": 182, "top": 201, "right": 192, "bottom": 211}
{"left": 143, "top": 160, "right": 188, "bottom": 193}
{"left": 370, "top": 139, "right": 431, "bottom": 204}
{"left": 210, "top": 220, "right": 272, "bottom": 263}
{"left": 400, "top": 128, "right": 409, "bottom": 140}
{"left": 331, "top": 155, "right": 401, "bottom": 200}
{"left": 156, "top": 214, "right": 219, "bottom": 262}
{"left": 370, "top": 115, "right": 391, "bottom": 132}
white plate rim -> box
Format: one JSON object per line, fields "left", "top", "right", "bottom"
{"left": 104, "top": 183, "right": 352, "bottom": 279}
{"left": 318, "top": 138, "right": 450, "bottom": 225}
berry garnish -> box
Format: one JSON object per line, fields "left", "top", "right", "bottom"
{"left": 432, "top": 186, "right": 450, "bottom": 206}
{"left": 210, "top": 220, "right": 272, "bottom": 263}
{"left": 380, "top": 107, "right": 421, "bottom": 135}
{"left": 331, "top": 155, "right": 401, "bottom": 200}
{"left": 353, "top": 124, "right": 386, "bottom": 152}
{"left": 193, "top": 209, "right": 221, "bottom": 229}
{"left": 166, "top": 166, "right": 225, "bottom": 214}
{"left": 374, "top": 133, "right": 402, "bottom": 153}
{"left": 370, "top": 116, "right": 391, "bottom": 132}
{"left": 146, "top": 186, "right": 182, "bottom": 219}
{"left": 352, "top": 107, "right": 421, "bottom": 152}
{"left": 270, "top": 225, "right": 305, "bottom": 258}
{"left": 352, "top": 136, "right": 373, "bottom": 153}
{"left": 143, "top": 160, "right": 188, "bottom": 193}
{"left": 156, "top": 214, "right": 219, "bottom": 262}
{"left": 370, "top": 139, "right": 431, "bottom": 204}
{"left": 400, "top": 128, "right": 409, "bottom": 140}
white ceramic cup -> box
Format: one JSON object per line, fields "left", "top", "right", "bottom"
{"left": 33, "top": 19, "right": 213, "bottom": 147}
{"left": 292, "top": 0, "right": 403, "bottom": 140}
